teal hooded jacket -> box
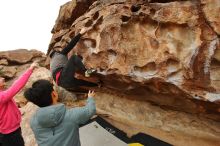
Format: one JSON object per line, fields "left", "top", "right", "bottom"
{"left": 30, "top": 97, "right": 96, "bottom": 146}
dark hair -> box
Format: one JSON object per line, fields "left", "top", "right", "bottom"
{"left": 49, "top": 50, "right": 59, "bottom": 58}
{"left": 24, "top": 79, "right": 53, "bottom": 107}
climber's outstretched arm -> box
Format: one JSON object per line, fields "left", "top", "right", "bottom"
{"left": 60, "top": 28, "right": 87, "bottom": 55}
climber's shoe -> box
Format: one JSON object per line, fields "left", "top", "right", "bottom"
{"left": 85, "top": 69, "right": 96, "bottom": 77}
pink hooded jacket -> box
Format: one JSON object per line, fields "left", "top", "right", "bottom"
{"left": 0, "top": 68, "right": 33, "bottom": 134}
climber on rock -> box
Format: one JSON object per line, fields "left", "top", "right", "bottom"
{"left": 49, "top": 28, "right": 100, "bottom": 92}
{"left": 0, "top": 62, "right": 38, "bottom": 146}
{"left": 24, "top": 80, "right": 96, "bottom": 146}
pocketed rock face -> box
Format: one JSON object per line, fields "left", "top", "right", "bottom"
{"left": 52, "top": 0, "right": 96, "bottom": 33}
{"left": 48, "top": 0, "right": 220, "bottom": 145}
{"left": 201, "top": 0, "right": 220, "bottom": 35}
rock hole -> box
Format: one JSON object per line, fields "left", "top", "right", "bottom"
{"left": 134, "top": 62, "right": 157, "bottom": 75}
{"left": 92, "top": 11, "right": 99, "bottom": 20}
{"left": 211, "top": 56, "right": 220, "bottom": 66}
{"left": 149, "top": 38, "right": 159, "bottom": 49}
{"left": 94, "top": 16, "right": 103, "bottom": 28}
{"left": 150, "top": 8, "right": 156, "bottom": 15}
{"left": 166, "top": 58, "right": 180, "bottom": 73}
{"left": 83, "top": 39, "right": 97, "bottom": 48}
{"left": 145, "top": 62, "right": 156, "bottom": 72}
{"left": 107, "top": 49, "right": 117, "bottom": 56}
{"left": 107, "top": 49, "right": 117, "bottom": 65}
{"left": 98, "top": 68, "right": 105, "bottom": 72}
{"left": 121, "top": 15, "right": 131, "bottom": 22}
{"left": 139, "top": 12, "right": 146, "bottom": 16}
{"left": 69, "top": 31, "right": 76, "bottom": 38}
{"left": 131, "top": 5, "right": 141, "bottom": 13}
{"left": 164, "top": 50, "right": 170, "bottom": 55}
{"left": 123, "top": 6, "right": 129, "bottom": 9}
{"left": 85, "top": 20, "right": 93, "bottom": 27}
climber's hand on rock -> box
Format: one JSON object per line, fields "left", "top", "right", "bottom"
{"left": 88, "top": 90, "right": 95, "bottom": 98}
{"left": 79, "top": 28, "right": 87, "bottom": 35}
{"left": 30, "top": 61, "right": 39, "bottom": 70}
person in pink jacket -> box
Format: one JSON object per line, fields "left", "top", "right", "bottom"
{"left": 0, "top": 62, "right": 38, "bottom": 146}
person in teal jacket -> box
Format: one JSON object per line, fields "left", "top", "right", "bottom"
{"left": 24, "top": 79, "right": 96, "bottom": 146}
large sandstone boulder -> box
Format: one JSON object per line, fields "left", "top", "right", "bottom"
{"left": 0, "top": 49, "right": 46, "bottom": 80}
{"left": 0, "top": 49, "right": 44, "bottom": 64}
{"left": 47, "top": 0, "right": 220, "bottom": 146}
{"left": 48, "top": 0, "right": 220, "bottom": 119}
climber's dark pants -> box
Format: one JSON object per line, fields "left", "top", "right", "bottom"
{"left": 51, "top": 33, "right": 97, "bottom": 89}
{"left": 53, "top": 55, "right": 98, "bottom": 89}
{"left": 0, "top": 133, "right": 3, "bottom": 146}
{"left": 1, "top": 128, "right": 24, "bottom": 146}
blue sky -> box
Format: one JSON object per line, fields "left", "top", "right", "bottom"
{"left": 0, "top": 0, "right": 70, "bottom": 53}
